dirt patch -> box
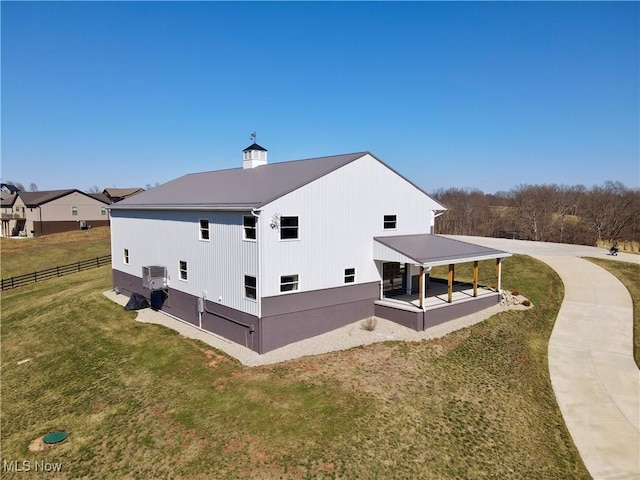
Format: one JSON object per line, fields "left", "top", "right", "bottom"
{"left": 28, "top": 437, "right": 46, "bottom": 453}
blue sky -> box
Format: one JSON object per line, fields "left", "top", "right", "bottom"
{"left": 2, "top": 1, "right": 638, "bottom": 194}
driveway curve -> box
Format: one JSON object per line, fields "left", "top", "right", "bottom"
{"left": 448, "top": 236, "right": 639, "bottom": 480}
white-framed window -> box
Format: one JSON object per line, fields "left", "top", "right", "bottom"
{"left": 384, "top": 215, "right": 397, "bottom": 229}
{"left": 280, "top": 216, "right": 299, "bottom": 240}
{"left": 344, "top": 268, "right": 355, "bottom": 283}
{"left": 280, "top": 274, "right": 299, "bottom": 292}
{"left": 101, "top": 207, "right": 107, "bottom": 216}
{"left": 179, "top": 261, "right": 188, "bottom": 281}
{"left": 72, "top": 206, "right": 78, "bottom": 216}
{"left": 199, "top": 219, "right": 210, "bottom": 240}
{"left": 123, "top": 248, "right": 129, "bottom": 265}
{"left": 244, "top": 275, "right": 257, "bottom": 300}
{"left": 243, "top": 216, "right": 256, "bottom": 240}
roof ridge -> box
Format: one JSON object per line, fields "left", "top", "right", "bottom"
{"left": 183, "top": 151, "right": 370, "bottom": 177}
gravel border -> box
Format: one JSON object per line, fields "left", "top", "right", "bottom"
{"left": 103, "top": 290, "right": 529, "bottom": 367}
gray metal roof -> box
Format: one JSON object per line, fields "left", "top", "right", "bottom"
{"left": 111, "top": 152, "right": 369, "bottom": 211}
{"left": 374, "top": 234, "right": 511, "bottom": 267}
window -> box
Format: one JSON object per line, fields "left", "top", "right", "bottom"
{"left": 71, "top": 206, "right": 78, "bottom": 216}
{"left": 280, "top": 274, "right": 299, "bottom": 292}
{"left": 344, "top": 268, "right": 356, "bottom": 283}
{"left": 179, "top": 261, "right": 188, "bottom": 281}
{"left": 199, "top": 219, "right": 210, "bottom": 240}
{"left": 101, "top": 207, "right": 107, "bottom": 216}
{"left": 244, "top": 275, "right": 257, "bottom": 299}
{"left": 123, "top": 249, "right": 129, "bottom": 265}
{"left": 384, "top": 215, "right": 397, "bottom": 229}
{"left": 243, "top": 216, "right": 256, "bottom": 240}
{"left": 280, "top": 216, "right": 299, "bottom": 240}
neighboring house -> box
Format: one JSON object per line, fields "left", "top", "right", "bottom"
{"left": 110, "top": 144, "right": 510, "bottom": 354}
{"left": 4, "top": 189, "right": 111, "bottom": 237}
{"left": 0, "top": 193, "right": 18, "bottom": 237}
{"left": 103, "top": 188, "right": 145, "bottom": 203}
{"left": 1, "top": 183, "right": 21, "bottom": 195}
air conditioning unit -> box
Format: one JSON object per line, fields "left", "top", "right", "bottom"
{"left": 142, "top": 265, "right": 167, "bottom": 290}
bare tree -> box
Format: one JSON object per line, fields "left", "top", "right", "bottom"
{"left": 433, "top": 188, "right": 496, "bottom": 236}
{"left": 29, "top": 183, "right": 38, "bottom": 192}
{"left": 581, "top": 181, "right": 640, "bottom": 243}
{"left": 6, "top": 181, "right": 25, "bottom": 191}
{"left": 511, "top": 184, "right": 559, "bottom": 242}
{"left": 88, "top": 185, "right": 101, "bottom": 193}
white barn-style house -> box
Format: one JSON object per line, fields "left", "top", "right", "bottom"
{"left": 110, "top": 143, "right": 510, "bottom": 353}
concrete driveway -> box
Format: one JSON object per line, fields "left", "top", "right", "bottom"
{"left": 448, "top": 236, "right": 640, "bottom": 480}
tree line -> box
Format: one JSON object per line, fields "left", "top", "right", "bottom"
{"left": 432, "top": 181, "right": 640, "bottom": 247}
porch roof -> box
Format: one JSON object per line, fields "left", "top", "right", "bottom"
{"left": 373, "top": 234, "right": 511, "bottom": 267}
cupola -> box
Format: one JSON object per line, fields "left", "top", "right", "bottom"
{"left": 242, "top": 142, "right": 268, "bottom": 169}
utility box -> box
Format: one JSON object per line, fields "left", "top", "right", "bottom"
{"left": 142, "top": 266, "right": 167, "bottom": 290}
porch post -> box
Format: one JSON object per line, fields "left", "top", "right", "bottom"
{"left": 405, "top": 263, "right": 412, "bottom": 295}
{"left": 496, "top": 258, "right": 503, "bottom": 293}
{"left": 473, "top": 261, "right": 479, "bottom": 297}
{"left": 419, "top": 266, "right": 425, "bottom": 310}
{"left": 448, "top": 264, "right": 454, "bottom": 303}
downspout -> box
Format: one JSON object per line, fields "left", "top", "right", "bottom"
{"left": 252, "top": 208, "right": 261, "bottom": 352}
{"left": 431, "top": 211, "right": 446, "bottom": 234}
{"left": 201, "top": 299, "right": 255, "bottom": 333}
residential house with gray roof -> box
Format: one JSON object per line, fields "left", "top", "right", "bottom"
{"left": 110, "top": 143, "right": 510, "bottom": 354}
{"left": 2, "top": 189, "right": 110, "bottom": 237}
{"left": 103, "top": 187, "right": 145, "bottom": 203}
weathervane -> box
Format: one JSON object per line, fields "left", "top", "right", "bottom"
{"left": 250, "top": 132, "right": 256, "bottom": 144}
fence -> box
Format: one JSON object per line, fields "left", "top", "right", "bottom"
{"left": 1, "top": 255, "right": 111, "bottom": 291}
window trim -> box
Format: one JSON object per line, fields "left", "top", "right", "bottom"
{"left": 101, "top": 207, "right": 107, "bottom": 216}
{"left": 179, "top": 260, "right": 188, "bottom": 281}
{"left": 244, "top": 275, "right": 257, "bottom": 300}
{"left": 123, "top": 248, "right": 129, "bottom": 265}
{"left": 280, "top": 274, "right": 299, "bottom": 293}
{"left": 280, "top": 216, "right": 299, "bottom": 241}
{"left": 71, "top": 205, "right": 78, "bottom": 216}
{"left": 344, "top": 267, "right": 356, "bottom": 284}
{"left": 243, "top": 215, "right": 257, "bottom": 241}
{"left": 199, "top": 219, "right": 210, "bottom": 241}
{"left": 383, "top": 214, "right": 397, "bottom": 229}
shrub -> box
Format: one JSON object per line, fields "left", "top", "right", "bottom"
{"left": 522, "top": 299, "right": 531, "bottom": 307}
{"left": 511, "top": 290, "right": 520, "bottom": 296}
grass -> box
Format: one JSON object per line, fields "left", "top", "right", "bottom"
{"left": 585, "top": 257, "right": 640, "bottom": 369}
{"left": 0, "top": 254, "right": 591, "bottom": 479}
{"left": 0, "top": 227, "right": 111, "bottom": 279}
{"left": 430, "top": 258, "right": 508, "bottom": 291}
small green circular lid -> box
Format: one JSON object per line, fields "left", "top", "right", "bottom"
{"left": 43, "top": 431, "right": 67, "bottom": 444}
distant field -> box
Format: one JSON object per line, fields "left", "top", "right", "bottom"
{"left": 0, "top": 254, "right": 591, "bottom": 479}
{"left": 0, "top": 227, "right": 111, "bottom": 279}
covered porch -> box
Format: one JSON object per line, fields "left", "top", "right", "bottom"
{"left": 372, "top": 234, "right": 511, "bottom": 331}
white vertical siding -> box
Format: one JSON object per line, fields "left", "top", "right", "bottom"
{"left": 259, "top": 154, "right": 442, "bottom": 297}
{"left": 111, "top": 210, "right": 258, "bottom": 315}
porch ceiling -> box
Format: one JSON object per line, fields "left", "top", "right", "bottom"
{"left": 373, "top": 234, "right": 511, "bottom": 267}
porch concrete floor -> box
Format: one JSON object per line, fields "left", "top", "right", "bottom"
{"left": 377, "top": 282, "right": 497, "bottom": 311}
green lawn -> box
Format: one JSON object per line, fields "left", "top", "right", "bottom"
{"left": 586, "top": 257, "right": 640, "bottom": 368}
{"left": 0, "top": 227, "right": 111, "bottom": 279}
{"left": 0, "top": 254, "right": 590, "bottom": 479}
